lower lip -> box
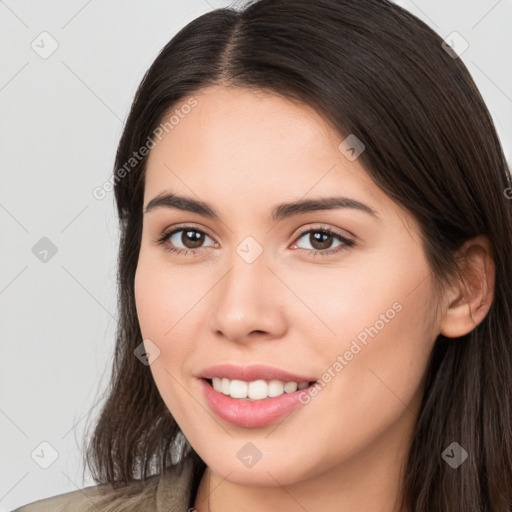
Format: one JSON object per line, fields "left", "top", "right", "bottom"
{"left": 199, "top": 378, "right": 313, "bottom": 428}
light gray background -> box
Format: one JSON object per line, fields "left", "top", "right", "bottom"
{"left": 1, "top": 0, "right": 511, "bottom": 510}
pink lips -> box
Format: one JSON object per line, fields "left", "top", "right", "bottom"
{"left": 199, "top": 363, "right": 317, "bottom": 383}
{"left": 198, "top": 364, "right": 318, "bottom": 428}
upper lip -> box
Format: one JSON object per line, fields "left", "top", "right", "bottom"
{"left": 198, "top": 364, "right": 317, "bottom": 383}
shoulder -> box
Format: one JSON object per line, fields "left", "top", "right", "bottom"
{"left": 12, "top": 456, "right": 196, "bottom": 512}
{"left": 11, "top": 481, "right": 114, "bottom": 512}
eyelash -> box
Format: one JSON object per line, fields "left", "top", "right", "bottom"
{"left": 155, "top": 224, "right": 355, "bottom": 258}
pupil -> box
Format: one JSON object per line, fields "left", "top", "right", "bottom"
{"left": 183, "top": 230, "right": 204, "bottom": 249}
{"left": 311, "top": 232, "right": 331, "bottom": 250}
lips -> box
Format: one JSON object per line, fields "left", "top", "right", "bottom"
{"left": 199, "top": 378, "right": 317, "bottom": 428}
{"left": 197, "top": 364, "right": 319, "bottom": 427}
{"left": 198, "top": 363, "right": 318, "bottom": 383}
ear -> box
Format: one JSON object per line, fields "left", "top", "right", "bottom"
{"left": 439, "top": 235, "right": 495, "bottom": 338}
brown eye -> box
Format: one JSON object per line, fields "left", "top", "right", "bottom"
{"left": 294, "top": 228, "right": 354, "bottom": 254}
{"left": 307, "top": 231, "right": 335, "bottom": 250}
{"left": 179, "top": 229, "right": 206, "bottom": 249}
{"left": 157, "top": 227, "right": 216, "bottom": 254}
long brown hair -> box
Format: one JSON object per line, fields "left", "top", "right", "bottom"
{"left": 84, "top": 1, "right": 512, "bottom": 510}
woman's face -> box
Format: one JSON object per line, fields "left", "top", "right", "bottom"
{"left": 134, "top": 85, "right": 442, "bottom": 487}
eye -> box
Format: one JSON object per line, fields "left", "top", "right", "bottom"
{"left": 155, "top": 226, "right": 216, "bottom": 256}
{"left": 155, "top": 224, "right": 355, "bottom": 257}
{"left": 291, "top": 227, "right": 355, "bottom": 257}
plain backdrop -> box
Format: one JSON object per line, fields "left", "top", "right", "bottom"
{"left": 1, "top": 0, "right": 511, "bottom": 510}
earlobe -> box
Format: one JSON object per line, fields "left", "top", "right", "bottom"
{"left": 439, "top": 235, "right": 495, "bottom": 339}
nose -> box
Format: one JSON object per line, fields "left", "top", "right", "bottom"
{"left": 208, "top": 250, "right": 287, "bottom": 344}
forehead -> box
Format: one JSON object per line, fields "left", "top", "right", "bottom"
{"left": 147, "top": 85, "right": 339, "bottom": 170}
{"left": 142, "top": 85, "right": 398, "bottom": 221}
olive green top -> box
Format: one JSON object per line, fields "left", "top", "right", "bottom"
{"left": 12, "top": 455, "right": 196, "bottom": 512}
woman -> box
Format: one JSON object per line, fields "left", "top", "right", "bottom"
{"left": 14, "top": 0, "right": 512, "bottom": 510}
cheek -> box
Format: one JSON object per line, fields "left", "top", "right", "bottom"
{"left": 134, "top": 253, "right": 204, "bottom": 389}
{"left": 321, "top": 275, "right": 436, "bottom": 427}
{"left": 297, "top": 246, "right": 437, "bottom": 407}
{"left": 134, "top": 253, "right": 198, "bottom": 340}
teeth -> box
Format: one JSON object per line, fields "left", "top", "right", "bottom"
{"left": 284, "top": 382, "right": 298, "bottom": 393}
{"left": 248, "top": 379, "right": 268, "bottom": 400}
{"left": 221, "top": 378, "right": 230, "bottom": 395}
{"left": 210, "top": 377, "right": 311, "bottom": 400}
{"left": 268, "top": 379, "right": 284, "bottom": 397}
{"left": 230, "top": 379, "right": 247, "bottom": 399}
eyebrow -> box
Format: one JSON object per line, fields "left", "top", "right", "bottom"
{"left": 144, "top": 192, "right": 379, "bottom": 222}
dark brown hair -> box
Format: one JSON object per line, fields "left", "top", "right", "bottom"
{"left": 84, "top": 1, "right": 512, "bottom": 510}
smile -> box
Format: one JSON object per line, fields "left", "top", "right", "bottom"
{"left": 208, "top": 377, "right": 313, "bottom": 400}
{"left": 200, "top": 377, "right": 318, "bottom": 428}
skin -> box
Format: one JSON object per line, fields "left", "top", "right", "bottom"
{"left": 134, "top": 85, "right": 495, "bottom": 512}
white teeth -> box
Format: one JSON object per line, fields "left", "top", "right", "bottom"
{"left": 209, "top": 377, "right": 312, "bottom": 400}
{"left": 221, "top": 377, "right": 230, "bottom": 395}
{"left": 268, "top": 379, "right": 284, "bottom": 397}
{"left": 284, "top": 381, "right": 298, "bottom": 393}
{"left": 230, "top": 379, "right": 248, "bottom": 398}
{"left": 248, "top": 379, "right": 268, "bottom": 400}
{"left": 212, "top": 377, "right": 222, "bottom": 391}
